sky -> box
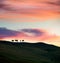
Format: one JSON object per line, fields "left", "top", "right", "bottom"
{"left": 0, "top": 0, "right": 60, "bottom": 47}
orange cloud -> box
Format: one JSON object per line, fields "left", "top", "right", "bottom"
{"left": 0, "top": 0, "right": 59, "bottom": 20}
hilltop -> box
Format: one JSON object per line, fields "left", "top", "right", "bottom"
{"left": 0, "top": 41, "right": 60, "bottom": 63}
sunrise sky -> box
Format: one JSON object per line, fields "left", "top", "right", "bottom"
{"left": 0, "top": 0, "right": 60, "bottom": 47}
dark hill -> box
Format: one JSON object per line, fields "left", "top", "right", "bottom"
{"left": 0, "top": 41, "right": 60, "bottom": 63}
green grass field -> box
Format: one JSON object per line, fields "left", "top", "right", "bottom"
{"left": 0, "top": 41, "right": 60, "bottom": 63}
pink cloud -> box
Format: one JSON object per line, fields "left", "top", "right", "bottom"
{"left": 0, "top": 27, "right": 57, "bottom": 42}
{"left": 0, "top": 0, "right": 59, "bottom": 13}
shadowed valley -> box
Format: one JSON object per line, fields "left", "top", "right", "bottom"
{"left": 0, "top": 41, "right": 60, "bottom": 63}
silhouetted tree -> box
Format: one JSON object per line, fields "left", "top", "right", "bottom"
{"left": 20, "top": 40, "right": 21, "bottom": 42}
{"left": 22, "top": 40, "right": 24, "bottom": 42}
{"left": 12, "top": 40, "right": 14, "bottom": 42}
{"left": 15, "top": 40, "right": 18, "bottom": 42}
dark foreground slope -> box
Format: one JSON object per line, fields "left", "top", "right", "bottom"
{"left": 0, "top": 41, "right": 60, "bottom": 63}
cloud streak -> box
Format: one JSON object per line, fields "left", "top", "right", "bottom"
{"left": 46, "top": 0, "right": 60, "bottom": 6}
{"left": 0, "top": 27, "right": 57, "bottom": 41}
{"left": 21, "top": 29, "right": 44, "bottom": 36}
{"left": 0, "top": 0, "right": 59, "bottom": 19}
{"left": 0, "top": 27, "right": 20, "bottom": 38}
{"left": 0, "top": 28, "right": 45, "bottom": 38}
{"left": 0, "top": 0, "right": 59, "bottom": 11}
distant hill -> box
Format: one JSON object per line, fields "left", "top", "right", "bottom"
{"left": 0, "top": 41, "right": 60, "bottom": 63}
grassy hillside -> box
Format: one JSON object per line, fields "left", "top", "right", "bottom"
{"left": 0, "top": 41, "right": 60, "bottom": 63}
